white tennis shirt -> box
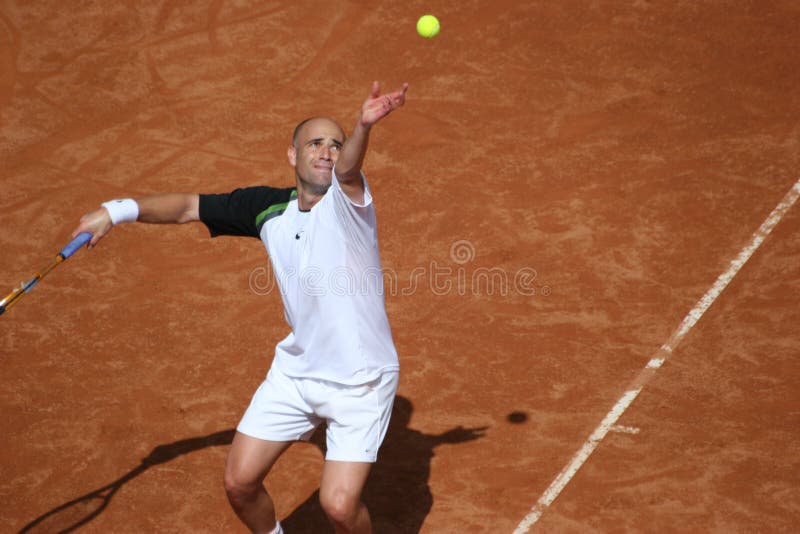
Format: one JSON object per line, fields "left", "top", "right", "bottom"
{"left": 260, "top": 168, "right": 399, "bottom": 385}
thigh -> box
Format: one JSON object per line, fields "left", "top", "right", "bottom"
{"left": 225, "top": 431, "right": 292, "bottom": 486}
{"left": 319, "top": 460, "right": 373, "bottom": 505}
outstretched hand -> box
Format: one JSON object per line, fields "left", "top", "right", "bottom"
{"left": 438, "top": 425, "right": 489, "bottom": 444}
{"left": 359, "top": 81, "right": 409, "bottom": 128}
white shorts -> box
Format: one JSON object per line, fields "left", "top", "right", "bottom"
{"left": 237, "top": 368, "right": 399, "bottom": 463}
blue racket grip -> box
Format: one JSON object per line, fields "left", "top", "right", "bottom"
{"left": 60, "top": 232, "right": 92, "bottom": 259}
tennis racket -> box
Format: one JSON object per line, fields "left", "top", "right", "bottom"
{"left": 0, "top": 232, "right": 92, "bottom": 316}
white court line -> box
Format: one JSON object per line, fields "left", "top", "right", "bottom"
{"left": 514, "top": 177, "right": 800, "bottom": 533}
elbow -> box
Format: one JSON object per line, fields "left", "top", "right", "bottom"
{"left": 334, "top": 163, "right": 361, "bottom": 185}
{"left": 177, "top": 194, "right": 200, "bottom": 224}
{"left": 337, "top": 170, "right": 360, "bottom": 185}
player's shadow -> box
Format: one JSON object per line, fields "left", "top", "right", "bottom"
{"left": 18, "top": 428, "right": 235, "bottom": 534}
{"left": 282, "top": 395, "right": 488, "bottom": 533}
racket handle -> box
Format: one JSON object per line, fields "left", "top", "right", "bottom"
{"left": 60, "top": 232, "right": 92, "bottom": 259}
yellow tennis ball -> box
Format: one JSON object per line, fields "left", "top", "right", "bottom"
{"left": 416, "top": 15, "right": 440, "bottom": 39}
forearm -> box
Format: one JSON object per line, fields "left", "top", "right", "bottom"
{"left": 335, "top": 120, "right": 371, "bottom": 183}
{"left": 72, "top": 193, "right": 200, "bottom": 248}
{"left": 136, "top": 193, "right": 199, "bottom": 224}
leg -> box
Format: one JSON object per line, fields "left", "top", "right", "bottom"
{"left": 224, "top": 431, "right": 292, "bottom": 533}
{"left": 313, "top": 372, "right": 399, "bottom": 533}
{"left": 319, "top": 460, "right": 373, "bottom": 534}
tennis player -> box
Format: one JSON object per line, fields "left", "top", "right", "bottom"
{"left": 71, "top": 81, "right": 408, "bottom": 534}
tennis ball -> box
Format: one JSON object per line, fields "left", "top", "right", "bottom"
{"left": 416, "top": 15, "right": 440, "bottom": 39}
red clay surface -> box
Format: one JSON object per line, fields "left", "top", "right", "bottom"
{"left": 2, "top": 1, "right": 799, "bottom": 532}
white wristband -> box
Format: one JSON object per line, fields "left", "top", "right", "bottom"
{"left": 102, "top": 199, "right": 139, "bottom": 225}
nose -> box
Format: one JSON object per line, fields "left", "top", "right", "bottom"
{"left": 319, "top": 145, "right": 332, "bottom": 160}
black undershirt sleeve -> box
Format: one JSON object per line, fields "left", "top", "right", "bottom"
{"left": 198, "top": 186, "right": 295, "bottom": 238}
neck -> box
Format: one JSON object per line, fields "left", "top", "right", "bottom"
{"left": 295, "top": 182, "right": 327, "bottom": 211}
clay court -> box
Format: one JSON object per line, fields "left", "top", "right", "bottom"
{"left": 2, "top": 1, "right": 799, "bottom": 532}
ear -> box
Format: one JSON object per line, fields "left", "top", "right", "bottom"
{"left": 287, "top": 146, "right": 296, "bottom": 167}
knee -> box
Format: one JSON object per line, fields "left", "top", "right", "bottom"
{"left": 223, "top": 467, "right": 259, "bottom": 505}
{"left": 320, "top": 488, "right": 361, "bottom": 526}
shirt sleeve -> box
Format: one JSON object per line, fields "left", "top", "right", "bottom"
{"left": 329, "top": 167, "right": 378, "bottom": 248}
{"left": 199, "top": 186, "right": 295, "bottom": 238}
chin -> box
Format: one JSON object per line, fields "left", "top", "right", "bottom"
{"left": 307, "top": 181, "right": 331, "bottom": 196}
{"left": 297, "top": 170, "right": 333, "bottom": 195}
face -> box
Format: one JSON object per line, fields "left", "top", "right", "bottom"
{"left": 288, "top": 118, "right": 345, "bottom": 195}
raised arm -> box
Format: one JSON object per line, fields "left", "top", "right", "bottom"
{"left": 71, "top": 193, "right": 199, "bottom": 248}
{"left": 335, "top": 81, "right": 408, "bottom": 202}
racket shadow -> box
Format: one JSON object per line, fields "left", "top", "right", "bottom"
{"left": 282, "top": 395, "right": 488, "bottom": 533}
{"left": 19, "top": 428, "right": 235, "bottom": 534}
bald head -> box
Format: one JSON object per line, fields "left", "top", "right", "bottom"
{"left": 292, "top": 117, "right": 345, "bottom": 148}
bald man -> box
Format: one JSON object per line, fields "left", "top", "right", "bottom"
{"left": 72, "top": 82, "right": 409, "bottom": 533}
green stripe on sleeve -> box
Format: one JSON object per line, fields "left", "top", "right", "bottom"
{"left": 255, "top": 190, "right": 297, "bottom": 227}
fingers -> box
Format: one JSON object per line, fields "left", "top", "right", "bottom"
{"left": 368, "top": 81, "right": 409, "bottom": 104}
{"left": 89, "top": 230, "right": 106, "bottom": 249}
{"left": 388, "top": 82, "right": 409, "bottom": 109}
{"left": 379, "top": 84, "right": 409, "bottom": 112}
{"left": 72, "top": 207, "right": 113, "bottom": 249}
{"left": 386, "top": 83, "right": 408, "bottom": 101}
{"left": 398, "top": 82, "right": 409, "bottom": 99}
{"left": 360, "top": 82, "right": 409, "bottom": 127}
